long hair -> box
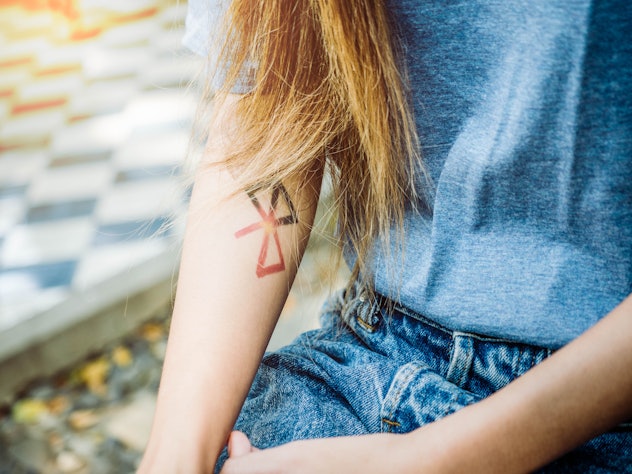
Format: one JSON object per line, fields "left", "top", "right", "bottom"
{"left": 203, "top": 0, "right": 423, "bottom": 288}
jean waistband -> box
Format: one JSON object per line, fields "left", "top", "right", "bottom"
{"left": 335, "top": 280, "right": 553, "bottom": 349}
{"left": 326, "top": 280, "right": 632, "bottom": 430}
{"left": 331, "top": 281, "right": 553, "bottom": 389}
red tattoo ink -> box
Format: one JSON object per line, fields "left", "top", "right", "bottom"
{"left": 235, "top": 184, "right": 298, "bottom": 277}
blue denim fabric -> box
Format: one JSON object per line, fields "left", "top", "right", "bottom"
{"left": 216, "top": 285, "right": 632, "bottom": 473}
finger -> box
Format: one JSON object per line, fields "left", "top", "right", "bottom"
{"left": 228, "top": 431, "right": 254, "bottom": 457}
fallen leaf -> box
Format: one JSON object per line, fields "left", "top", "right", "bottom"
{"left": 68, "top": 409, "right": 100, "bottom": 430}
{"left": 12, "top": 399, "right": 48, "bottom": 424}
{"left": 140, "top": 323, "right": 164, "bottom": 342}
{"left": 78, "top": 357, "right": 110, "bottom": 395}
{"left": 47, "top": 395, "right": 70, "bottom": 415}
{"left": 48, "top": 432, "right": 64, "bottom": 450}
{"left": 111, "top": 345, "right": 133, "bottom": 367}
{"left": 56, "top": 450, "right": 85, "bottom": 472}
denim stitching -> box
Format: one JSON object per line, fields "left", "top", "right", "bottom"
{"left": 384, "top": 296, "right": 556, "bottom": 350}
{"left": 356, "top": 316, "right": 377, "bottom": 332}
{"left": 515, "top": 346, "right": 526, "bottom": 378}
{"left": 380, "top": 418, "right": 401, "bottom": 430}
{"left": 381, "top": 363, "right": 422, "bottom": 433}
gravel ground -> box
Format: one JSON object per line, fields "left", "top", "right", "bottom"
{"left": 0, "top": 314, "right": 170, "bottom": 473}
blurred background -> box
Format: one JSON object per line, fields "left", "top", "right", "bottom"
{"left": 0, "top": 1, "right": 345, "bottom": 471}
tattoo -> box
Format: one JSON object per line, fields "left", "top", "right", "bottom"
{"left": 234, "top": 183, "right": 299, "bottom": 278}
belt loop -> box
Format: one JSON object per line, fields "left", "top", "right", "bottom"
{"left": 356, "top": 287, "right": 381, "bottom": 332}
{"left": 446, "top": 333, "right": 474, "bottom": 388}
{"left": 341, "top": 282, "right": 382, "bottom": 332}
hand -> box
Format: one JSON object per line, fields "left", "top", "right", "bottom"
{"left": 220, "top": 430, "right": 418, "bottom": 474}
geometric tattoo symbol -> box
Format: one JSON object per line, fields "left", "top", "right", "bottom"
{"left": 234, "top": 183, "right": 299, "bottom": 278}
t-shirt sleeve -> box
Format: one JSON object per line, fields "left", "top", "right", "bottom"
{"left": 182, "top": 0, "right": 225, "bottom": 58}
{"left": 182, "top": 0, "right": 254, "bottom": 93}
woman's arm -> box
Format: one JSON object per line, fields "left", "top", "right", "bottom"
{"left": 138, "top": 95, "right": 323, "bottom": 473}
{"left": 417, "top": 290, "right": 632, "bottom": 472}
{"left": 221, "top": 292, "right": 632, "bottom": 473}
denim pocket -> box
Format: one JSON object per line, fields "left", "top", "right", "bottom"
{"left": 380, "top": 362, "right": 480, "bottom": 433}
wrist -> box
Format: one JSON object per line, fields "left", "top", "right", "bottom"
{"left": 140, "top": 404, "right": 226, "bottom": 473}
{"left": 139, "top": 430, "right": 222, "bottom": 474}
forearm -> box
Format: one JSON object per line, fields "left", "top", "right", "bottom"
{"left": 140, "top": 99, "right": 323, "bottom": 472}
{"left": 407, "top": 293, "right": 632, "bottom": 473}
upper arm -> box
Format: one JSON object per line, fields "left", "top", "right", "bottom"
{"left": 186, "top": 92, "right": 323, "bottom": 283}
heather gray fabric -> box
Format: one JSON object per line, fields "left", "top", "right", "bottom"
{"left": 184, "top": 0, "right": 632, "bottom": 348}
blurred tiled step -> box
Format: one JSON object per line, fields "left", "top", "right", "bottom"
{"left": 17, "top": 71, "right": 83, "bottom": 100}
{"left": 81, "top": 0, "right": 160, "bottom": 16}
{"left": 2, "top": 217, "right": 94, "bottom": 268}
{"left": 0, "top": 149, "right": 48, "bottom": 189}
{"left": 0, "top": 70, "right": 30, "bottom": 99}
{"left": 83, "top": 47, "right": 152, "bottom": 82}
{"left": 0, "top": 37, "right": 44, "bottom": 68}
{"left": 28, "top": 161, "right": 112, "bottom": 205}
{"left": 159, "top": 3, "right": 188, "bottom": 27}
{"left": 13, "top": 75, "right": 82, "bottom": 114}
{"left": 0, "top": 10, "right": 55, "bottom": 42}
{"left": 124, "top": 90, "right": 197, "bottom": 134}
{"left": 96, "top": 178, "right": 182, "bottom": 224}
{"left": 98, "top": 18, "right": 160, "bottom": 49}
{"left": 0, "top": 5, "right": 21, "bottom": 33}
{"left": 0, "top": 287, "right": 69, "bottom": 334}
{"left": 113, "top": 129, "right": 189, "bottom": 169}
{"left": 33, "top": 42, "right": 88, "bottom": 77}
{"left": 67, "top": 79, "right": 139, "bottom": 120}
{"left": 50, "top": 113, "right": 131, "bottom": 161}
{"left": 0, "top": 100, "right": 10, "bottom": 125}
{"left": 73, "top": 239, "right": 169, "bottom": 289}
{"left": 153, "top": 28, "right": 192, "bottom": 57}
{"left": 69, "top": 0, "right": 160, "bottom": 41}
{"left": 50, "top": 90, "right": 195, "bottom": 163}
{"left": 0, "top": 249, "right": 179, "bottom": 403}
{"left": 0, "top": 195, "right": 25, "bottom": 238}
{"left": 0, "top": 109, "right": 66, "bottom": 149}
{"left": 140, "top": 55, "right": 201, "bottom": 89}
{"left": 0, "top": 0, "right": 195, "bottom": 406}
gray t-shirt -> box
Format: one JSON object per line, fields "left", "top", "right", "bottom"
{"left": 184, "top": 0, "right": 632, "bottom": 348}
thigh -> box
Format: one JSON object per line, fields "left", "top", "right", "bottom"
{"left": 214, "top": 320, "right": 392, "bottom": 471}
{"left": 217, "top": 288, "right": 632, "bottom": 473}
{"left": 214, "top": 301, "right": 481, "bottom": 472}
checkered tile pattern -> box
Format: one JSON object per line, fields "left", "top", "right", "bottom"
{"left": 0, "top": 0, "right": 201, "bottom": 329}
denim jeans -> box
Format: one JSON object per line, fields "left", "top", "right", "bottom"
{"left": 216, "top": 284, "right": 632, "bottom": 472}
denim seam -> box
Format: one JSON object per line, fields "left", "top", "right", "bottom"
{"left": 513, "top": 346, "right": 523, "bottom": 378}
{"left": 379, "top": 295, "right": 556, "bottom": 350}
{"left": 381, "top": 363, "right": 423, "bottom": 433}
{"left": 389, "top": 302, "right": 453, "bottom": 336}
{"left": 380, "top": 418, "right": 401, "bottom": 429}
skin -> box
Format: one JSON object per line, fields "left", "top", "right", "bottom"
{"left": 138, "top": 95, "right": 323, "bottom": 472}
{"left": 139, "top": 95, "right": 632, "bottom": 473}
